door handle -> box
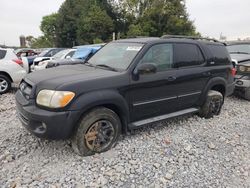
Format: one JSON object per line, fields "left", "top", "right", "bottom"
{"left": 167, "top": 76, "right": 176, "bottom": 81}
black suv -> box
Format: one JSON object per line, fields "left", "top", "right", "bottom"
{"left": 16, "top": 36, "right": 235, "bottom": 156}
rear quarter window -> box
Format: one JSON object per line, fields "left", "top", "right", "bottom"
{"left": 207, "top": 44, "right": 231, "bottom": 65}
{"left": 174, "top": 43, "right": 205, "bottom": 68}
{"left": 0, "top": 50, "right": 7, "bottom": 59}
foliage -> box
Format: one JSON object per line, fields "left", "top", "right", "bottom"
{"left": 40, "top": 13, "right": 58, "bottom": 47}
{"left": 77, "top": 5, "right": 114, "bottom": 44}
{"left": 35, "top": 0, "right": 198, "bottom": 47}
{"left": 29, "top": 36, "right": 53, "bottom": 48}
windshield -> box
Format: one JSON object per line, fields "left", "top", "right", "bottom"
{"left": 52, "top": 49, "right": 70, "bottom": 59}
{"left": 88, "top": 42, "right": 144, "bottom": 70}
{"left": 38, "top": 49, "right": 50, "bottom": 57}
{"left": 73, "top": 48, "right": 94, "bottom": 59}
{"left": 227, "top": 44, "right": 250, "bottom": 54}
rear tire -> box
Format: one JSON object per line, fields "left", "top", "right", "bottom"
{"left": 72, "top": 107, "right": 121, "bottom": 156}
{"left": 199, "top": 90, "right": 223, "bottom": 119}
{"left": 0, "top": 74, "right": 11, "bottom": 94}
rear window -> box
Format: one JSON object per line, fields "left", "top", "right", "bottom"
{"left": 0, "top": 50, "right": 7, "bottom": 59}
{"left": 208, "top": 44, "right": 230, "bottom": 65}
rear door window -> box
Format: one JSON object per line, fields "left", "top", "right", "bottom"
{"left": 0, "top": 50, "right": 7, "bottom": 59}
{"left": 174, "top": 43, "right": 205, "bottom": 68}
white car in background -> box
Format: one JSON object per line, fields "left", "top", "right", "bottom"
{"left": 0, "top": 48, "right": 27, "bottom": 94}
{"left": 31, "top": 49, "right": 76, "bottom": 71}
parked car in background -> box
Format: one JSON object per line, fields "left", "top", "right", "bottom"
{"left": 0, "top": 48, "right": 27, "bottom": 94}
{"left": 227, "top": 41, "right": 250, "bottom": 66}
{"left": 23, "top": 48, "right": 65, "bottom": 72}
{"left": 234, "top": 62, "right": 250, "bottom": 100}
{"left": 227, "top": 41, "right": 250, "bottom": 99}
{"left": 32, "top": 48, "right": 66, "bottom": 66}
{"left": 46, "top": 45, "right": 103, "bottom": 68}
{"left": 32, "top": 49, "right": 76, "bottom": 71}
{"left": 15, "top": 48, "right": 38, "bottom": 58}
{"left": 16, "top": 36, "right": 235, "bottom": 156}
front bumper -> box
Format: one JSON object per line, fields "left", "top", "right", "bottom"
{"left": 235, "top": 79, "right": 250, "bottom": 88}
{"left": 15, "top": 90, "right": 80, "bottom": 140}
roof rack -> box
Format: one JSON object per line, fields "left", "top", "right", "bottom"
{"left": 161, "top": 35, "right": 220, "bottom": 43}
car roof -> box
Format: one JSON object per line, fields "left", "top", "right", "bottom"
{"left": 114, "top": 37, "right": 160, "bottom": 43}
{"left": 113, "top": 37, "right": 224, "bottom": 46}
{"left": 73, "top": 43, "right": 105, "bottom": 49}
{"left": 227, "top": 41, "right": 250, "bottom": 45}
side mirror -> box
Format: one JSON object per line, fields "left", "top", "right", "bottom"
{"left": 66, "top": 56, "right": 71, "bottom": 59}
{"left": 137, "top": 63, "right": 157, "bottom": 75}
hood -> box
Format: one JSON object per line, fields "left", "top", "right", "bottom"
{"left": 25, "top": 64, "right": 120, "bottom": 90}
{"left": 230, "top": 53, "right": 250, "bottom": 63}
{"left": 47, "top": 58, "right": 84, "bottom": 68}
{"left": 34, "top": 57, "right": 51, "bottom": 63}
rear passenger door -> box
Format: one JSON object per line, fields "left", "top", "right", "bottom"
{"left": 174, "top": 43, "right": 210, "bottom": 109}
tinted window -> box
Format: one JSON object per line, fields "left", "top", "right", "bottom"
{"left": 208, "top": 44, "right": 230, "bottom": 65}
{"left": 174, "top": 43, "right": 204, "bottom": 68}
{"left": 0, "top": 50, "right": 7, "bottom": 59}
{"left": 140, "top": 44, "right": 173, "bottom": 72}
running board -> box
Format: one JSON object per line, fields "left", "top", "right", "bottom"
{"left": 129, "top": 108, "right": 199, "bottom": 129}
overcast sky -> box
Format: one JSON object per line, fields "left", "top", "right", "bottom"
{"left": 0, "top": 0, "right": 250, "bottom": 46}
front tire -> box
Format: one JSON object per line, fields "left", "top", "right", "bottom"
{"left": 72, "top": 107, "right": 121, "bottom": 156}
{"left": 0, "top": 75, "right": 11, "bottom": 94}
{"left": 199, "top": 90, "right": 223, "bottom": 119}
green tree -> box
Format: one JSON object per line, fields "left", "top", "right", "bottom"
{"left": 37, "top": 0, "right": 199, "bottom": 47}
{"left": 77, "top": 5, "right": 114, "bottom": 44}
{"left": 30, "top": 36, "right": 53, "bottom": 48}
{"left": 40, "top": 13, "right": 58, "bottom": 47}
{"left": 109, "top": 0, "right": 198, "bottom": 37}
{"left": 56, "top": 0, "right": 94, "bottom": 47}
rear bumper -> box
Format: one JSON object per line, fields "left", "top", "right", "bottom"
{"left": 11, "top": 69, "right": 27, "bottom": 84}
{"left": 15, "top": 90, "right": 80, "bottom": 140}
{"left": 226, "top": 82, "right": 235, "bottom": 96}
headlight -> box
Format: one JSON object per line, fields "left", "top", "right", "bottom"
{"left": 238, "top": 66, "right": 246, "bottom": 72}
{"left": 36, "top": 90, "right": 75, "bottom": 108}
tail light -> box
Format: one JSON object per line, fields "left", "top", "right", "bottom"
{"left": 13, "top": 59, "right": 23, "bottom": 67}
{"left": 231, "top": 67, "right": 237, "bottom": 77}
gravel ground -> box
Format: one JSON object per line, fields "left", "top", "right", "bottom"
{"left": 0, "top": 92, "right": 249, "bottom": 188}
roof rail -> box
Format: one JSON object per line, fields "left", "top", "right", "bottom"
{"left": 161, "top": 35, "right": 220, "bottom": 43}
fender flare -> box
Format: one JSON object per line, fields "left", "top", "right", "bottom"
{"left": 69, "top": 89, "right": 130, "bottom": 132}
{"left": 199, "top": 77, "right": 227, "bottom": 105}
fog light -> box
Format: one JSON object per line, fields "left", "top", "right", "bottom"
{"left": 34, "top": 123, "right": 47, "bottom": 134}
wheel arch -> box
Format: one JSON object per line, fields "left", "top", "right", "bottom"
{"left": 199, "top": 77, "right": 227, "bottom": 105}
{"left": 0, "top": 71, "right": 13, "bottom": 82}
{"left": 69, "top": 90, "right": 130, "bottom": 134}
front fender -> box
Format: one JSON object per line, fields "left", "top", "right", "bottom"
{"left": 69, "top": 89, "right": 129, "bottom": 128}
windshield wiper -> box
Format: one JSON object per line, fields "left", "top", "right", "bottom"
{"left": 230, "top": 51, "right": 250, "bottom": 55}
{"left": 95, "top": 64, "right": 118, "bottom": 72}
{"left": 83, "top": 61, "right": 95, "bottom": 67}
